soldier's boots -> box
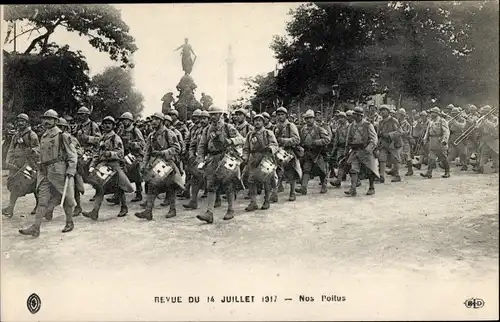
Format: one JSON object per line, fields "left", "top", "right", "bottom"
{"left": 377, "top": 176, "right": 385, "bottom": 184}
{"left": 414, "top": 163, "right": 422, "bottom": 170}
{"left": 73, "top": 205, "right": 82, "bottom": 217}
{"left": 386, "top": 169, "right": 396, "bottom": 176}
{"left": 131, "top": 192, "right": 142, "bottom": 202}
{"left": 45, "top": 209, "right": 54, "bottom": 221}
{"left": 344, "top": 188, "right": 357, "bottom": 197}
{"left": 295, "top": 187, "right": 307, "bottom": 195}
{"left": 214, "top": 195, "right": 222, "bottom": 208}
{"left": 420, "top": 172, "right": 432, "bottom": 179}
{"left": 2, "top": 206, "right": 13, "bottom": 218}
{"left": 197, "top": 210, "right": 214, "bottom": 224}
{"left": 62, "top": 221, "right": 74, "bottom": 233}
{"left": 223, "top": 209, "right": 235, "bottom": 221}
{"left": 134, "top": 209, "right": 153, "bottom": 221}
{"left": 442, "top": 172, "right": 450, "bottom": 178}
{"left": 82, "top": 209, "right": 99, "bottom": 221}
{"left": 183, "top": 200, "right": 198, "bottom": 210}
{"left": 288, "top": 192, "right": 296, "bottom": 202}
{"left": 320, "top": 181, "right": 327, "bottom": 194}
{"left": 166, "top": 208, "right": 176, "bottom": 218}
{"left": 391, "top": 175, "right": 402, "bottom": 182}
{"left": 270, "top": 192, "right": 278, "bottom": 203}
{"left": 330, "top": 179, "right": 341, "bottom": 188}
{"left": 245, "top": 201, "right": 259, "bottom": 212}
{"left": 366, "top": 188, "right": 375, "bottom": 195}
{"left": 19, "top": 224, "right": 40, "bottom": 237}
{"left": 177, "top": 190, "right": 190, "bottom": 200}
{"left": 405, "top": 161, "right": 414, "bottom": 176}
{"left": 106, "top": 194, "right": 120, "bottom": 205}
{"left": 117, "top": 206, "right": 128, "bottom": 217}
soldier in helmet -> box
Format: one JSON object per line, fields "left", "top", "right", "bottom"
{"left": 183, "top": 110, "right": 210, "bottom": 209}
{"left": 107, "top": 112, "right": 146, "bottom": 204}
{"left": 297, "top": 109, "right": 331, "bottom": 195}
{"left": 58, "top": 117, "right": 86, "bottom": 216}
{"left": 19, "top": 110, "right": 78, "bottom": 237}
{"left": 82, "top": 116, "right": 135, "bottom": 220}
{"left": 167, "top": 109, "right": 190, "bottom": 199}
{"left": 262, "top": 112, "right": 274, "bottom": 131}
{"left": 135, "top": 112, "right": 182, "bottom": 220}
{"left": 420, "top": 107, "right": 451, "bottom": 178}
{"left": 377, "top": 105, "right": 403, "bottom": 183}
{"left": 272, "top": 106, "right": 302, "bottom": 202}
{"left": 242, "top": 114, "right": 279, "bottom": 211}
{"left": 3, "top": 113, "right": 40, "bottom": 218}
{"left": 196, "top": 105, "right": 245, "bottom": 224}
{"left": 474, "top": 105, "right": 499, "bottom": 173}
{"left": 343, "top": 107, "right": 380, "bottom": 196}
{"left": 447, "top": 107, "right": 468, "bottom": 171}
{"left": 330, "top": 112, "right": 350, "bottom": 187}
{"left": 182, "top": 109, "right": 202, "bottom": 206}
{"left": 412, "top": 111, "right": 429, "bottom": 170}
{"left": 234, "top": 108, "right": 254, "bottom": 138}
{"left": 395, "top": 108, "right": 414, "bottom": 176}
{"left": 75, "top": 106, "right": 101, "bottom": 201}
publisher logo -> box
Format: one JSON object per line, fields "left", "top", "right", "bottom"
{"left": 464, "top": 298, "right": 485, "bottom": 309}
{"left": 27, "top": 293, "right": 41, "bottom": 314}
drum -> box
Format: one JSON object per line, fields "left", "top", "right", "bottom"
{"left": 144, "top": 158, "right": 174, "bottom": 187}
{"left": 255, "top": 155, "right": 277, "bottom": 183}
{"left": 275, "top": 147, "right": 294, "bottom": 166}
{"left": 88, "top": 163, "right": 118, "bottom": 194}
{"left": 7, "top": 164, "right": 37, "bottom": 196}
{"left": 215, "top": 153, "right": 242, "bottom": 183}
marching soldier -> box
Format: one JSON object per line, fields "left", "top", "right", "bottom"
{"left": 182, "top": 109, "right": 202, "bottom": 206}
{"left": 3, "top": 113, "right": 40, "bottom": 218}
{"left": 183, "top": 110, "right": 210, "bottom": 209}
{"left": 262, "top": 112, "right": 274, "bottom": 131}
{"left": 475, "top": 105, "right": 499, "bottom": 173}
{"left": 58, "top": 118, "right": 86, "bottom": 217}
{"left": 330, "top": 112, "right": 350, "bottom": 187}
{"left": 113, "top": 112, "right": 146, "bottom": 202}
{"left": 196, "top": 105, "right": 245, "bottom": 224}
{"left": 447, "top": 107, "right": 468, "bottom": 170}
{"left": 82, "top": 116, "right": 135, "bottom": 220}
{"left": 234, "top": 108, "right": 254, "bottom": 138}
{"left": 167, "top": 109, "right": 189, "bottom": 200}
{"left": 464, "top": 105, "right": 481, "bottom": 169}
{"left": 297, "top": 109, "right": 331, "bottom": 195}
{"left": 412, "top": 111, "right": 429, "bottom": 170}
{"left": 395, "top": 108, "right": 414, "bottom": 176}
{"left": 75, "top": 106, "right": 101, "bottom": 202}
{"left": 420, "top": 107, "right": 451, "bottom": 178}
{"left": 377, "top": 105, "right": 403, "bottom": 183}
{"left": 273, "top": 107, "right": 302, "bottom": 202}
{"left": 135, "top": 113, "right": 182, "bottom": 220}
{"left": 19, "top": 109, "right": 77, "bottom": 237}
{"left": 367, "top": 104, "right": 382, "bottom": 130}
{"left": 344, "top": 107, "right": 380, "bottom": 196}
{"left": 242, "top": 114, "right": 279, "bottom": 211}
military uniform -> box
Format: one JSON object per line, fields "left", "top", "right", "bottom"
{"left": 396, "top": 109, "right": 413, "bottom": 176}
{"left": 330, "top": 113, "right": 350, "bottom": 187}
{"left": 3, "top": 114, "right": 40, "bottom": 217}
{"left": 19, "top": 110, "right": 77, "bottom": 237}
{"left": 196, "top": 106, "right": 244, "bottom": 223}
{"left": 83, "top": 116, "right": 134, "bottom": 220}
{"left": 273, "top": 107, "right": 302, "bottom": 201}
{"left": 298, "top": 109, "right": 331, "bottom": 195}
{"left": 476, "top": 106, "right": 499, "bottom": 173}
{"left": 135, "top": 113, "right": 182, "bottom": 220}
{"left": 377, "top": 105, "right": 403, "bottom": 182}
{"left": 242, "top": 115, "right": 279, "bottom": 211}
{"left": 344, "top": 107, "right": 380, "bottom": 196}
{"left": 447, "top": 108, "right": 468, "bottom": 170}
{"left": 421, "top": 107, "right": 451, "bottom": 178}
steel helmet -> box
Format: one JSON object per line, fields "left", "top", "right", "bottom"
{"left": 102, "top": 116, "right": 117, "bottom": 124}
{"left": 43, "top": 109, "right": 59, "bottom": 119}
{"left": 303, "top": 109, "right": 315, "bottom": 119}
{"left": 262, "top": 112, "right": 271, "bottom": 119}
{"left": 151, "top": 112, "right": 165, "bottom": 121}
{"left": 254, "top": 114, "right": 265, "bottom": 121}
{"left": 208, "top": 105, "right": 224, "bottom": 114}
{"left": 120, "top": 112, "right": 134, "bottom": 121}
{"left": 200, "top": 111, "right": 209, "bottom": 118}
{"left": 57, "top": 117, "right": 69, "bottom": 127}
{"left": 77, "top": 107, "right": 91, "bottom": 115}
{"left": 16, "top": 113, "right": 29, "bottom": 122}
{"left": 167, "top": 109, "right": 179, "bottom": 117}
{"left": 276, "top": 107, "right": 288, "bottom": 114}
{"left": 192, "top": 109, "right": 202, "bottom": 117}
{"left": 164, "top": 114, "right": 173, "bottom": 123}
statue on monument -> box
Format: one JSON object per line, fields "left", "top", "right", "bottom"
{"left": 161, "top": 92, "right": 175, "bottom": 115}
{"left": 200, "top": 92, "right": 213, "bottom": 110}
{"left": 174, "top": 38, "right": 197, "bottom": 75}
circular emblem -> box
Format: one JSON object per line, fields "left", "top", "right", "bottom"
{"left": 27, "top": 293, "right": 41, "bottom": 314}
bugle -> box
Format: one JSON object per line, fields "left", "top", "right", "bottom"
{"left": 453, "top": 106, "right": 498, "bottom": 146}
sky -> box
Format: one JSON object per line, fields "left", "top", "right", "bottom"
{"left": 2, "top": 3, "right": 301, "bottom": 116}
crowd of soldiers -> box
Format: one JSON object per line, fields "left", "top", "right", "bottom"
{"left": 2, "top": 102, "right": 498, "bottom": 237}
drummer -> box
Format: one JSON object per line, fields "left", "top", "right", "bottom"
{"left": 82, "top": 116, "right": 134, "bottom": 221}
{"left": 195, "top": 105, "right": 244, "bottom": 224}
{"left": 242, "top": 114, "right": 279, "bottom": 212}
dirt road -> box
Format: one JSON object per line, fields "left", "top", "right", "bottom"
{"left": 2, "top": 167, "right": 498, "bottom": 320}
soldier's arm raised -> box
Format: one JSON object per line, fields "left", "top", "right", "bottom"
{"left": 62, "top": 133, "right": 78, "bottom": 176}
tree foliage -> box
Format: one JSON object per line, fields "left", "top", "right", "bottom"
{"left": 4, "top": 4, "right": 137, "bottom": 68}
{"left": 88, "top": 66, "right": 145, "bottom": 120}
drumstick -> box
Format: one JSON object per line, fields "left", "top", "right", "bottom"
{"left": 60, "top": 176, "right": 69, "bottom": 206}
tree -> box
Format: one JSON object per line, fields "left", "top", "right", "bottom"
{"left": 89, "top": 66, "right": 144, "bottom": 120}
{"left": 4, "top": 4, "right": 137, "bottom": 68}
{"left": 3, "top": 46, "right": 90, "bottom": 123}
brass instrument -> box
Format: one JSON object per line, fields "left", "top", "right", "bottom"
{"left": 453, "top": 106, "right": 498, "bottom": 146}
